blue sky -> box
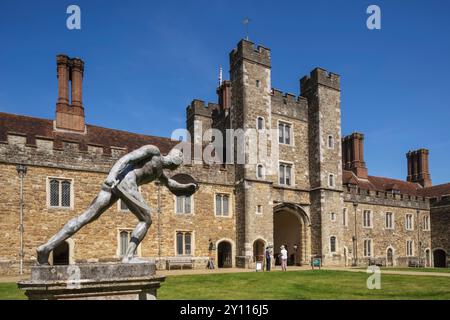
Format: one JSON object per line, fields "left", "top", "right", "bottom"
{"left": 1, "top": 0, "right": 449, "bottom": 184}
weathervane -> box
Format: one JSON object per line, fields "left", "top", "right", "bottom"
{"left": 243, "top": 17, "right": 251, "bottom": 40}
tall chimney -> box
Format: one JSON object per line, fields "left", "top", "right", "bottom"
{"left": 55, "top": 55, "right": 86, "bottom": 133}
{"left": 56, "top": 55, "right": 70, "bottom": 107}
{"left": 407, "top": 149, "right": 432, "bottom": 187}
{"left": 71, "top": 58, "right": 84, "bottom": 108}
{"left": 217, "top": 80, "right": 231, "bottom": 113}
{"left": 342, "top": 132, "right": 368, "bottom": 179}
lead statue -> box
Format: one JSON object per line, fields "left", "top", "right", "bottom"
{"left": 37, "top": 145, "right": 198, "bottom": 265}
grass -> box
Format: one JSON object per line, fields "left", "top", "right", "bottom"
{"left": 0, "top": 283, "right": 26, "bottom": 300}
{"left": 1, "top": 270, "right": 450, "bottom": 300}
{"left": 158, "top": 270, "right": 450, "bottom": 300}
{"left": 357, "top": 267, "right": 450, "bottom": 273}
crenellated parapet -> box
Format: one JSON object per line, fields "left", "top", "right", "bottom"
{"left": 300, "top": 67, "right": 340, "bottom": 95}
{"left": 229, "top": 39, "right": 271, "bottom": 69}
{"left": 344, "top": 185, "right": 430, "bottom": 210}
{"left": 271, "top": 88, "right": 308, "bottom": 121}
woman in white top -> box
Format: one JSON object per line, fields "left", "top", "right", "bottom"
{"left": 280, "top": 245, "right": 288, "bottom": 271}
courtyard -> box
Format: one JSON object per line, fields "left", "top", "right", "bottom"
{"left": 2, "top": 269, "right": 450, "bottom": 300}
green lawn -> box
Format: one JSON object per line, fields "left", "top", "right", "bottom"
{"left": 2, "top": 270, "right": 450, "bottom": 300}
{"left": 357, "top": 267, "right": 450, "bottom": 273}
{"left": 0, "top": 283, "right": 26, "bottom": 300}
{"left": 158, "top": 270, "right": 450, "bottom": 300}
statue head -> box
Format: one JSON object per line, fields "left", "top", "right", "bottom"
{"left": 162, "top": 148, "right": 184, "bottom": 170}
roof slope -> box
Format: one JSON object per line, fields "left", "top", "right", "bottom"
{"left": 343, "top": 170, "right": 423, "bottom": 196}
{"left": 0, "top": 112, "right": 177, "bottom": 154}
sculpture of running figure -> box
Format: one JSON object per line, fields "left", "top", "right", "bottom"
{"left": 37, "top": 145, "right": 198, "bottom": 265}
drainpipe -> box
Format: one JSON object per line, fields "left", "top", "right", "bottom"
{"left": 417, "top": 209, "right": 421, "bottom": 266}
{"left": 156, "top": 181, "right": 161, "bottom": 265}
{"left": 16, "top": 165, "right": 27, "bottom": 275}
{"left": 352, "top": 202, "right": 358, "bottom": 266}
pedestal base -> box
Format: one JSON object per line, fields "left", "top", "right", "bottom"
{"left": 18, "top": 263, "right": 165, "bottom": 300}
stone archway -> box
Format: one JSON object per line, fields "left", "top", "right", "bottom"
{"left": 433, "top": 249, "right": 447, "bottom": 268}
{"left": 273, "top": 203, "right": 310, "bottom": 266}
{"left": 217, "top": 241, "right": 232, "bottom": 268}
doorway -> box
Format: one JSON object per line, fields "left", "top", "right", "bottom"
{"left": 386, "top": 247, "right": 394, "bottom": 267}
{"left": 53, "top": 241, "right": 69, "bottom": 265}
{"left": 217, "top": 241, "right": 232, "bottom": 268}
{"left": 433, "top": 249, "right": 447, "bottom": 268}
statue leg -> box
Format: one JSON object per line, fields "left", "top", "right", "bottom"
{"left": 120, "top": 189, "right": 152, "bottom": 263}
{"left": 37, "top": 186, "right": 117, "bottom": 265}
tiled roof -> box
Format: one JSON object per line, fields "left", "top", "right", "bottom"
{"left": 419, "top": 183, "right": 450, "bottom": 198}
{"left": 343, "top": 170, "right": 423, "bottom": 196}
{"left": 0, "top": 112, "right": 177, "bottom": 155}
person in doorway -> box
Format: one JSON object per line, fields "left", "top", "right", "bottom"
{"left": 280, "top": 245, "right": 288, "bottom": 271}
{"left": 265, "top": 247, "right": 271, "bottom": 271}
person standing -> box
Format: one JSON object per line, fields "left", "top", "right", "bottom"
{"left": 280, "top": 245, "right": 288, "bottom": 271}
{"left": 265, "top": 247, "right": 271, "bottom": 271}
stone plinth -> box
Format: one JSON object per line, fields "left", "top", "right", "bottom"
{"left": 17, "top": 263, "right": 165, "bottom": 300}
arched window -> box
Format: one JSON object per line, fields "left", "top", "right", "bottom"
{"left": 257, "top": 164, "right": 264, "bottom": 179}
{"left": 257, "top": 117, "right": 264, "bottom": 130}
{"left": 330, "top": 236, "right": 336, "bottom": 253}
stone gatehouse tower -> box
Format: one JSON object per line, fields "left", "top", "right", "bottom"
{"left": 0, "top": 39, "right": 449, "bottom": 275}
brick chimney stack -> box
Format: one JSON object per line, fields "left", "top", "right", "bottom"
{"left": 342, "top": 132, "right": 368, "bottom": 179}
{"left": 407, "top": 149, "right": 432, "bottom": 187}
{"left": 217, "top": 80, "right": 231, "bottom": 113}
{"left": 55, "top": 55, "right": 86, "bottom": 133}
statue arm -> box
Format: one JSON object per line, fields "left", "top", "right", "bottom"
{"left": 159, "top": 172, "right": 198, "bottom": 196}
{"left": 105, "top": 145, "right": 161, "bottom": 186}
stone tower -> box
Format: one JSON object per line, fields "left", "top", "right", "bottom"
{"left": 301, "top": 68, "right": 344, "bottom": 266}
{"left": 229, "top": 40, "right": 274, "bottom": 267}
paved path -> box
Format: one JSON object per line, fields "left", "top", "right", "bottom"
{"left": 2, "top": 266, "right": 449, "bottom": 282}
{"left": 155, "top": 266, "right": 312, "bottom": 277}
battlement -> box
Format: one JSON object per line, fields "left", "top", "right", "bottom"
{"left": 271, "top": 88, "right": 307, "bottom": 104}
{"left": 271, "top": 88, "right": 308, "bottom": 121}
{"left": 344, "top": 185, "right": 430, "bottom": 210}
{"left": 300, "top": 68, "right": 340, "bottom": 94}
{"left": 229, "top": 39, "right": 271, "bottom": 68}
{"left": 186, "top": 99, "right": 215, "bottom": 119}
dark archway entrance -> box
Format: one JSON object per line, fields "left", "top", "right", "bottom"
{"left": 253, "top": 239, "right": 265, "bottom": 263}
{"left": 53, "top": 241, "right": 69, "bottom": 265}
{"left": 273, "top": 205, "right": 307, "bottom": 266}
{"left": 217, "top": 241, "right": 232, "bottom": 268}
{"left": 387, "top": 248, "right": 394, "bottom": 267}
{"left": 434, "top": 249, "right": 447, "bottom": 268}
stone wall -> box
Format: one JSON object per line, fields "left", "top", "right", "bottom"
{"left": 430, "top": 197, "right": 450, "bottom": 266}
{"left": 0, "top": 146, "right": 236, "bottom": 274}
{"left": 343, "top": 196, "right": 431, "bottom": 267}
